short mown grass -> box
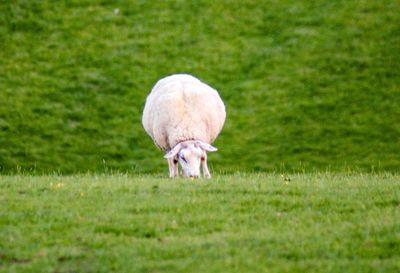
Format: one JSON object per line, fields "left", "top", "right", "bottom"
{"left": 1, "top": 173, "right": 399, "bottom": 272}
{"left": 1, "top": 0, "right": 399, "bottom": 173}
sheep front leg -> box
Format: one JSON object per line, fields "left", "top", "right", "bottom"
{"left": 167, "top": 157, "right": 179, "bottom": 178}
{"left": 201, "top": 154, "right": 211, "bottom": 178}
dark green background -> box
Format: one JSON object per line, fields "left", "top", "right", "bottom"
{"left": 1, "top": 0, "right": 399, "bottom": 173}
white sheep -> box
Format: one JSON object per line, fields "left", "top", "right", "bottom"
{"left": 142, "top": 74, "right": 226, "bottom": 178}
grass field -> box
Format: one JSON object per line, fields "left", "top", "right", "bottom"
{"left": 1, "top": 173, "right": 399, "bottom": 273}
{"left": 1, "top": 0, "right": 400, "bottom": 173}
{"left": 2, "top": 1, "right": 399, "bottom": 272}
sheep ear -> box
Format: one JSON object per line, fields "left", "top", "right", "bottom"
{"left": 197, "top": 141, "right": 218, "bottom": 152}
{"left": 164, "top": 143, "right": 182, "bottom": 159}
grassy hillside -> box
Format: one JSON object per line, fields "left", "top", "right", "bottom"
{"left": 1, "top": 174, "right": 399, "bottom": 272}
{"left": 1, "top": 0, "right": 399, "bottom": 173}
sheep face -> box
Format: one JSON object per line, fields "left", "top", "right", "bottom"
{"left": 164, "top": 141, "right": 217, "bottom": 178}
{"left": 177, "top": 145, "right": 204, "bottom": 178}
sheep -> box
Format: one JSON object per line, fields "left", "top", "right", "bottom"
{"left": 142, "top": 74, "right": 226, "bottom": 178}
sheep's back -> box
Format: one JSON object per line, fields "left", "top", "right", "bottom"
{"left": 142, "top": 74, "right": 225, "bottom": 150}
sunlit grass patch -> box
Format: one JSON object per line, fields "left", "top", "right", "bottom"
{"left": 1, "top": 173, "right": 399, "bottom": 272}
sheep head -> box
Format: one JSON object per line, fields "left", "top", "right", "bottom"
{"left": 164, "top": 140, "right": 217, "bottom": 178}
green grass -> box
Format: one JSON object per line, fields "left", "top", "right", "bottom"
{"left": 1, "top": 0, "right": 399, "bottom": 173}
{"left": 1, "top": 173, "right": 399, "bottom": 272}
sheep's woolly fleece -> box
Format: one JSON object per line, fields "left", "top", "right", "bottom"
{"left": 142, "top": 74, "right": 226, "bottom": 151}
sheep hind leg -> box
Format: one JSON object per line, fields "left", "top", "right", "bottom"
{"left": 167, "top": 157, "right": 179, "bottom": 178}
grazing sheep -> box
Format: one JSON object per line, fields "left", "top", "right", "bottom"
{"left": 142, "top": 74, "right": 226, "bottom": 178}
